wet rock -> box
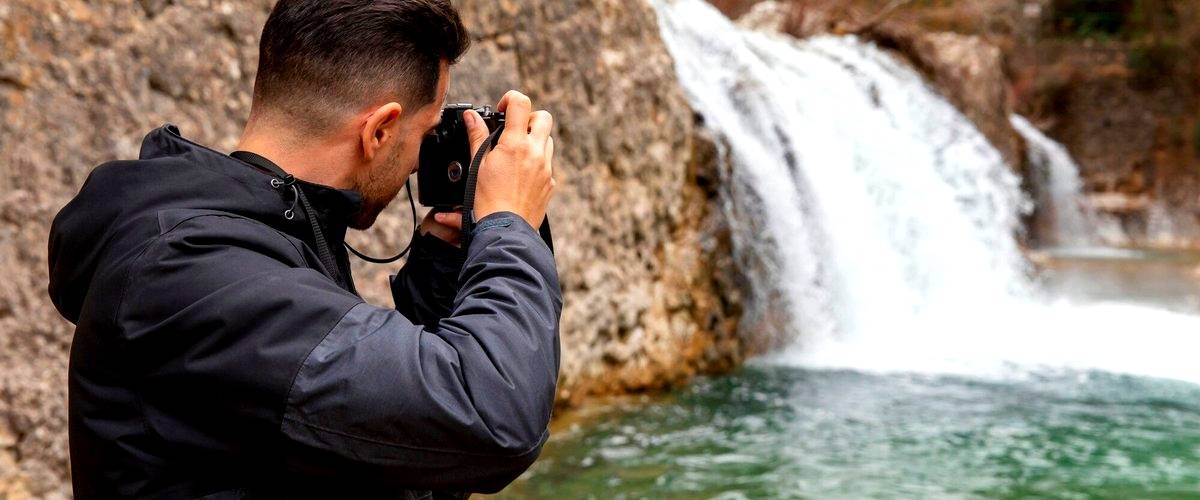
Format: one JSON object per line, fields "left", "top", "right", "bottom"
{"left": 901, "top": 31, "right": 1023, "bottom": 169}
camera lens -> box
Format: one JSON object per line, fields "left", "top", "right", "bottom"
{"left": 447, "top": 161, "right": 463, "bottom": 182}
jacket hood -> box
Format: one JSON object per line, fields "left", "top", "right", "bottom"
{"left": 48, "top": 124, "right": 363, "bottom": 323}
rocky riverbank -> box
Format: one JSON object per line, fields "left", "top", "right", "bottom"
{"left": 0, "top": 0, "right": 743, "bottom": 495}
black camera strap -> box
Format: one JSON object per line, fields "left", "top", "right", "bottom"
{"left": 343, "top": 180, "right": 418, "bottom": 264}
{"left": 461, "top": 128, "right": 555, "bottom": 253}
{"left": 461, "top": 128, "right": 502, "bottom": 246}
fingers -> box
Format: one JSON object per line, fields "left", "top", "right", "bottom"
{"left": 497, "top": 90, "right": 532, "bottom": 145}
{"left": 545, "top": 136, "right": 555, "bottom": 176}
{"left": 433, "top": 211, "right": 463, "bottom": 230}
{"left": 529, "top": 110, "right": 553, "bottom": 143}
{"left": 424, "top": 223, "right": 461, "bottom": 247}
{"left": 463, "top": 110, "right": 490, "bottom": 158}
{"left": 420, "top": 211, "right": 463, "bottom": 247}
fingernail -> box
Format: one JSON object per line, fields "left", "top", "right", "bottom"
{"left": 435, "top": 213, "right": 446, "bottom": 222}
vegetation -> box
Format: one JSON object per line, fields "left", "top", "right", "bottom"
{"left": 1048, "top": 0, "right": 1189, "bottom": 40}
{"left": 1050, "top": 0, "right": 1136, "bottom": 38}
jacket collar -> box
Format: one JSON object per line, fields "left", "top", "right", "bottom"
{"left": 142, "top": 125, "right": 363, "bottom": 292}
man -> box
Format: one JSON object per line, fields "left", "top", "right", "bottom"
{"left": 47, "top": 0, "right": 561, "bottom": 498}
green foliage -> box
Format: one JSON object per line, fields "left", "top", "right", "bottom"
{"left": 1049, "top": 0, "right": 1181, "bottom": 39}
{"left": 1051, "top": 0, "right": 1136, "bottom": 38}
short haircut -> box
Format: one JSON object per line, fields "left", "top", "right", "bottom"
{"left": 253, "top": 0, "right": 470, "bottom": 131}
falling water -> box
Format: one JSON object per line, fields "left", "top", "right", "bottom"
{"left": 652, "top": 0, "right": 1200, "bottom": 384}
{"left": 1010, "top": 114, "right": 1125, "bottom": 248}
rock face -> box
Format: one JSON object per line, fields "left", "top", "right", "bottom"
{"left": 0, "top": 0, "right": 742, "bottom": 494}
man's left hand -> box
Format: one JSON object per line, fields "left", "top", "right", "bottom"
{"left": 420, "top": 211, "right": 463, "bottom": 247}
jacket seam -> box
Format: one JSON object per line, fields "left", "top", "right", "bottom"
{"left": 110, "top": 234, "right": 166, "bottom": 456}
{"left": 112, "top": 236, "right": 164, "bottom": 331}
{"left": 160, "top": 211, "right": 309, "bottom": 264}
{"left": 281, "top": 414, "right": 550, "bottom": 458}
{"left": 117, "top": 211, "right": 311, "bottom": 325}
{"left": 280, "top": 300, "right": 364, "bottom": 430}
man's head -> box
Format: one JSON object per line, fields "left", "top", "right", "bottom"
{"left": 248, "top": 0, "right": 470, "bottom": 229}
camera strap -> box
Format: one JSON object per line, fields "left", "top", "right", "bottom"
{"left": 461, "top": 128, "right": 555, "bottom": 254}
{"left": 343, "top": 180, "right": 418, "bottom": 264}
{"left": 460, "top": 128, "right": 502, "bottom": 245}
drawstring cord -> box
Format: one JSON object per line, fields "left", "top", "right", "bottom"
{"left": 231, "top": 150, "right": 354, "bottom": 293}
{"left": 269, "top": 175, "right": 300, "bottom": 221}
{"left": 265, "top": 166, "right": 418, "bottom": 266}
{"left": 267, "top": 171, "right": 353, "bottom": 293}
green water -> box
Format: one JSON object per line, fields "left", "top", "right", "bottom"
{"left": 501, "top": 367, "right": 1200, "bottom": 499}
{"left": 496, "top": 253, "right": 1200, "bottom": 499}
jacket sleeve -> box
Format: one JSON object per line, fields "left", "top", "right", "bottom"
{"left": 283, "top": 212, "right": 562, "bottom": 492}
{"left": 120, "top": 210, "right": 561, "bottom": 493}
{"left": 390, "top": 231, "right": 467, "bottom": 326}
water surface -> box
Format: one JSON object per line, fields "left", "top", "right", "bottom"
{"left": 503, "top": 367, "right": 1200, "bottom": 499}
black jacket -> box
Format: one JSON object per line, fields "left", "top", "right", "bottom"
{"left": 47, "top": 125, "right": 562, "bottom": 499}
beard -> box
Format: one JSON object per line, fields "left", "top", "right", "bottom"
{"left": 349, "top": 147, "right": 408, "bottom": 230}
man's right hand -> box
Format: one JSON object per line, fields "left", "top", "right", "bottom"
{"left": 465, "top": 90, "right": 556, "bottom": 229}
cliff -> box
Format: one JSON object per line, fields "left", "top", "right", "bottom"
{"left": 0, "top": 0, "right": 742, "bottom": 495}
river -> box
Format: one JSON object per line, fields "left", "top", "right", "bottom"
{"left": 501, "top": 0, "right": 1200, "bottom": 496}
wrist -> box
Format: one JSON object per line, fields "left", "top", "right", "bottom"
{"left": 474, "top": 205, "right": 535, "bottom": 228}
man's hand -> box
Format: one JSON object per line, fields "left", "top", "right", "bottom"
{"left": 420, "top": 211, "right": 463, "bottom": 247}
{"left": 465, "top": 90, "right": 556, "bottom": 229}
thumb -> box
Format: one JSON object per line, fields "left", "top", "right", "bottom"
{"left": 464, "top": 110, "right": 490, "bottom": 158}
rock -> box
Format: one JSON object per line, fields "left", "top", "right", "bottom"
{"left": 860, "top": 25, "right": 1024, "bottom": 171}
{"left": 904, "top": 32, "right": 1022, "bottom": 169}
{"left": 736, "top": 1, "right": 789, "bottom": 32}
{"left": 1087, "top": 192, "right": 1151, "bottom": 214}
{"left": 0, "top": 0, "right": 743, "bottom": 492}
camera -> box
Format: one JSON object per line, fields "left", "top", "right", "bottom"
{"left": 417, "top": 104, "right": 506, "bottom": 208}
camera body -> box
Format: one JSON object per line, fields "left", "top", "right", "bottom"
{"left": 417, "top": 104, "right": 506, "bottom": 208}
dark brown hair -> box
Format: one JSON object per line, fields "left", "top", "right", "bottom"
{"left": 253, "top": 0, "right": 470, "bottom": 131}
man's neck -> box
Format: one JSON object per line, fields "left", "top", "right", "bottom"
{"left": 236, "top": 118, "right": 358, "bottom": 189}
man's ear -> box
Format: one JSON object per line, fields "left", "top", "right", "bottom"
{"left": 360, "top": 102, "right": 404, "bottom": 162}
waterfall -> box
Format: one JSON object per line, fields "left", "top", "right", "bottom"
{"left": 652, "top": 0, "right": 1200, "bottom": 384}
{"left": 1010, "top": 114, "right": 1124, "bottom": 248}
{"left": 653, "top": 0, "right": 1031, "bottom": 346}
